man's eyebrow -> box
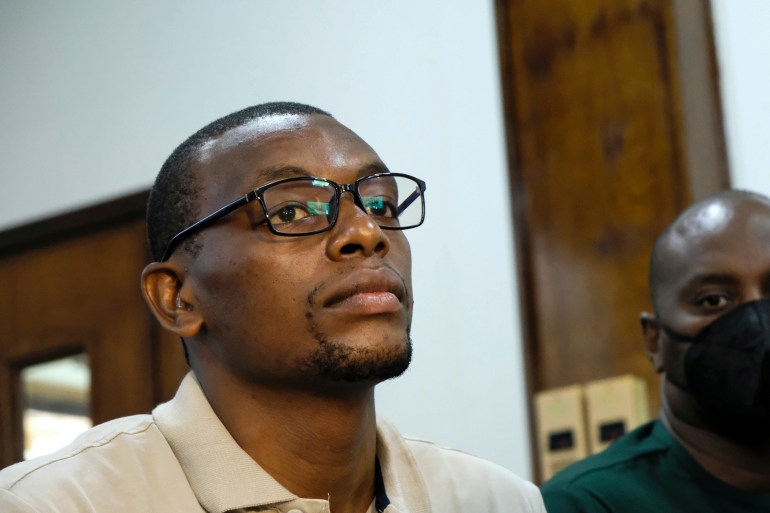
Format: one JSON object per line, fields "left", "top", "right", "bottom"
{"left": 248, "top": 162, "right": 391, "bottom": 189}
{"left": 682, "top": 273, "right": 739, "bottom": 288}
{"left": 359, "top": 162, "right": 391, "bottom": 177}
{"left": 250, "top": 166, "right": 309, "bottom": 188}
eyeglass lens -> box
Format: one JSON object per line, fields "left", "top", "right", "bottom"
{"left": 261, "top": 175, "right": 423, "bottom": 234}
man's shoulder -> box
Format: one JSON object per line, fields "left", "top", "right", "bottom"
{"left": 542, "top": 420, "right": 668, "bottom": 488}
{"left": 0, "top": 414, "right": 156, "bottom": 488}
{"left": 540, "top": 420, "right": 672, "bottom": 511}
{"left": 403, "top": 435, "right": 528, "bottom": 484}
{"left": 398, "top": 435, "right": 545, "bottom": 513}
{"left": 0, "top": 413, "right": 196, "bottom": 512}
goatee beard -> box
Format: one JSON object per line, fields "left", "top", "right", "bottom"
{"left": 299, "top": 335, "right": 412, "bottom": 383}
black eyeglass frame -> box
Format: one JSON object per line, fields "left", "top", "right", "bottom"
{"left": 160, "top": 172, "right": 427, "bottom": 262}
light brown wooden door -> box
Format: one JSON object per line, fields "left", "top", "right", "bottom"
{"left": 495, "top": 0, "right": 729, "bottom": 479}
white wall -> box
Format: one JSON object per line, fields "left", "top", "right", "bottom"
{"left": 712, "top": 0, "right": 770, "bottom": 195}
{"left": 0, "top": 2, "right": 532, "bottom": 477}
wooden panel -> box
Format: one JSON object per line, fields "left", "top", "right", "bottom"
{"left": 0, "top": 366, "right": 16, "bottom": 468}
{"left": 495, "top": 0, "right": 729, "bottom": 472}
{"left": 0, "top": 194, "right": 188, "bottom": 466}
{"left": 671, "top": 0, "right": 730, "bottom": 198}
{"left": 499, "top": 0, "right": 688, "bottom": 394}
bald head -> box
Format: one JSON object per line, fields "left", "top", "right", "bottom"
{"left": 649, "top": 190, "right": 770, "bottom": 313}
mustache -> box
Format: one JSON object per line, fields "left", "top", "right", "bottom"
{"left": 307, "top": 262, "right": 410, "bottom": 307}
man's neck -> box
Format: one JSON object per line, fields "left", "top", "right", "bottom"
{"left": 198, "top": 367, "right": 379, "bottom": 513}
{"left": 661, "top": 381, "right": 770, "bottom": 492}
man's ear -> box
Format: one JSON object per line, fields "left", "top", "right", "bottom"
{"left": 141, "top": 262, "right": 203, "bottom": 338}
{"left": 640, "top": 312, "right": 664, "bottom": 373}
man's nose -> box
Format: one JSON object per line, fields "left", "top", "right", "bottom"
{"left": 325, "top": 194, "right": 389, "bottom": 260}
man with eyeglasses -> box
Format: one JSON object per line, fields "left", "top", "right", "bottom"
{"left": 0, "top": 102, "right": 545, "bottom": 513}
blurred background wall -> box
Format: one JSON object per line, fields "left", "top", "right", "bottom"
{"left": 711, "top": 0, "right": 770, "bottom": 194}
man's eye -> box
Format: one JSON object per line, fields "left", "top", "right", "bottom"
{"left": 697, "top": 295, "right": 729, "bottom": 308}
{"left": 364, "top": 196, "right": 397, "bottom": 217}
{"left": 270, "top": 203, "right": 310, "bottom": 224}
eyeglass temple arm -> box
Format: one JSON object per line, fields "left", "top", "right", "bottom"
{"left": 160, "top": 195, "right": 252, "bottom": 261}
{"left": 397, "top": 189, "right": 421, "bottom": 216}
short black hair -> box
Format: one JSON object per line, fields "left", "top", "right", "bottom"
{"left": 146, "top": 102, "right": 333, "bottom": 261}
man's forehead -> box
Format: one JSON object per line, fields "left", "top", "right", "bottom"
{"left": 665, "top": 201, "right": 734, "bottom": 256}
{"left": 660, "top": 198, "right": 770, "bottom": 284}
{"left": 190, "top": 113, "right": 382, "bottom": 209}
{"left": 195, "top": 113, "right": 376, "bottom": 169}
{"left": 197, "top": 113, "right": 324, "bottom": 162}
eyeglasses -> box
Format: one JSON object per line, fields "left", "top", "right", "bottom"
{"left": 160, "top": 172, "right": 427, "bottom": 261}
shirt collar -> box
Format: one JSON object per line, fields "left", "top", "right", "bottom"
{"left": 153, "top": 372, "right": 430, "bottom": 513}
{"left": 153, "top": 373, "right": 296, "bottom": 512}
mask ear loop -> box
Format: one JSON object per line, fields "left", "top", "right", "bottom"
{"left": 657, "top": 321, "right": 697, "bottom": 391}
{"left": 660, "top": 323, "right": 696, "bottom": 343}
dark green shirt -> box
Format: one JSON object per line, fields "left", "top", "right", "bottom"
{"left": 540, "top": 420, "right": 770, "bottom": 513}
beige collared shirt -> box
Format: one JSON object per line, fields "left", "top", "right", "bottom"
{"left": 0, "top": 373, "right": 545, "bottom": 513}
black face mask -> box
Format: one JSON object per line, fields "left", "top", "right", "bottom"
{"left": 661, "top": 299, "right": 770, "bottom": 439}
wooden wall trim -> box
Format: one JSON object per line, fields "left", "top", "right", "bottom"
{"left": 0, "top": 190, "right": 149, "bottom": 257}
{"left": 672, "top": 0, "right": 730, "bottom": 198}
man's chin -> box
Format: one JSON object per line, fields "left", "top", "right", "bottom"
{"left": 301, "top": 337, "right": 413, "bottom": 383}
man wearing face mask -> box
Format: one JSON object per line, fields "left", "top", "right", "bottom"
{"left": 541, "top": 189, "right": 770, "bottom": 512}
